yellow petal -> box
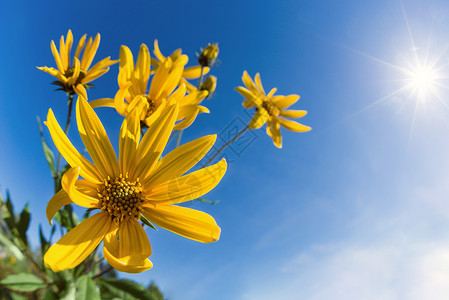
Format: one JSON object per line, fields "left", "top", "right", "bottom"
{"left": 119, "top": 104, "right": 141, "bottom": 176}
{"left": 173, "top": 112, "right": 198, "bottom": 130}
{"left": 145, "top": 135, "right": 216, "bottom": 187}
{"left": 46, "top": 189, "right": 72, "bottom": 225}
{"left": 119, "top": 219, "right": 151, "bottom": 257}
{"left": 74, "top": 84, "right": 87, "bottom": 100}
{"left": 248, "top": 109, "right": 269, "bottom": 129}
{"left": 235, "top": 86, "right": 260, "bottom": 108}
{"left": 182, "top": 66, "right": 210, "bottom": 79}
{"left": 271, "top": 95, "right": 300, "bottom": 109}
{"left": 142, "top": 205, "right": 221, "bottom": 243}
{"left": 50, "top": 40, "right": 64, "bottom": 74}
{"left": 118, "top": 45, "right": 134, "bottom": 87}
{"left": 67, "top": 57, "right": 81, "bottom": 86}
{"left": 44, "top": 212, "right": 112, "bottom": 272}
{"left": 59, "top": 35, "right": 68, "bottom": 71}
{"left": 36, "top": 66, "right": 68, "bottom": 83}
{"left": 135, "top": 44, "right": 151, "bottom": 95}
{"left": 74, "top": 34, "right": 87, "bottom": 59}
{"left": 143, "top": 159, "right": 227, "bottom": 205}
{"left": 76, "top": 97, "right": 119, "bottom": 178}
{"left": 277, "top": 117, "right": 311, "bottom": 132}
{"left": 65, "top": 29, "right": 74, "bottom": 67}
{"left": 114, "top": 84, "right": 132, "bottom": 116}
{"left": 103, "top": 228, "right": 153, "bottom": 274}
{"left": 45, "top": 109, "right": 102, "bottom": 184}
{"left": 271, "top": 121, "right": 282, "bottom": 148}
{"left": 62, "top": 167, "right": 101, "bottom": 208}
{"left": 82, "top": 33, "right": 100, "bottom": 71}
{"left": 132, "top": 104, "right": 178, "bottom": 180}
{"left": 242, "top": 71, "right": 261, "bottom": 96}
{"left": 279, "top": 110, "right": 307, "bottom": 119}
{"left": 153, "top": 39, "right": 166, "bottom": 62}
{"left": 254, "top": 73, "right": 265, "bottom": 95}
{"left": 89, "top": 98, "right": 115, "bottom": 108}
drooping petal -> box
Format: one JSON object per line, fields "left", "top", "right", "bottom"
{"left": 67, "top": 57, "right": 81, "bottom": 86}
{"left": 248, "top": 109, "right": 269, "bottom": 129}
{"left": 118, "top": 219, "right": 152, "bottom": 257}
{"left": 103, "top": 228, "right": 153, "bottom": 274}
{"left": 277, "top": 117, "right": 311, "bottom": 132}
{"left": 143, "top": 159, "right": 227, "bottom": 205}
{"left": 279, "top": 110, "right": 307, "bottom": 119}
{"left": 76, "top": 97, "right": 119, "bottom": 179}
{"left": 46, "top": 189, "right": 72, "bottom": 225}
{"left": 173, "top": 112, "right": 198, "bottom": 130}
{"left": 145, "top": 135, "right": 216, "bottom": 187}
{"left": 113, "top": 83, "right": 132, "bottom": 116}
{"left": 74, "top": 84, "right": 88, "bottom": 100}
{"left": 45, "top": 109, "right": 102, "bottom": 184}
{"left": 62, "top": 167, "right": 101, "bottom": 208}
{"left": 142, "top": 205, "right": 221, "bottom": 243}
{"left": 271, "top": 95, "right": 300, "bottom": 109}
{"left": 44, "top": 212, "right": 112, "bottom": 272}
{"left": 89, "top": 98, "right": 115, "bottom": 108}
{"left": 182, "top": 66, "right": 210, "bottom": 79}
{"left": 36, "top": 66, "right": 68, "bottom": 83}
{"left": 153, "top": 39, "right": 166, "bottom": 62}
{"left": 133, "top": 104, "right": 178, "bottom": 180}
{"left": 271, "top": 121, "right": 282, "bottom": 148}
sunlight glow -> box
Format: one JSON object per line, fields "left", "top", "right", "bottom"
{"left": 405, "top": 63, "right": 441, "bottom": 101}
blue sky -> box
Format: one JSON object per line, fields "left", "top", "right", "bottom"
{"left": 2, "top": 0, "right": 449, "bottom": 299}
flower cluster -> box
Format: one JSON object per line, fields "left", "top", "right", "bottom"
{"left": 37, "top": 29, "right": 310, "bottom": 274}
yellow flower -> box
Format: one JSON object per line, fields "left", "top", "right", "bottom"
{"left": 37, "top": 29, "right": 117, "bottom": 99}
{"left": 151, "top": 40, "right": 210, "bottom": 92}
{"left": 236, "top": 71, "right": 311, "bottom": 148}
{"left": 44, "top": 97, "right": 226, "bottom": 273}
{"left": 90, "top": 44, "right": 209, "bottom": 130}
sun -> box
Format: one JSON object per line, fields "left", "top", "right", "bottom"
{"left": 405, "top": 62, "right": 441, "bottom": 101}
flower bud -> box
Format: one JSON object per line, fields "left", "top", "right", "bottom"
{"left": 198, "top": 43, "right": 219, "bottom": 67}
{"left": 201, "top": 75, "right": 217, "bottom": 98}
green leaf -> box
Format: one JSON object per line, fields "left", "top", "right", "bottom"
{"left": 37, "top": 116, "right": 55, "bottom": 176}
{"left": 39, "top": 225, "right": 49, "bottom": 255}
{"left": 0, "top": 273, "right": 46, "bottom": 292}
{"left": 140, "top": 215, "right": 157, "bottom": 231}
{"left": 98, "top": 278, "right": 157, "bottom": 300}
{"left": 17, "top": 203, "right": 30, "bottom": 246}
{"left": 42, "top": 289, "right": 59, "bottom": 300}
{"left": 76, "top": 275, "right": 100, "bottom": 300}
{"left": 4, "top": 191, "right": 16, "bottom": 231}
{"left": 0, "top": 233, "right": 25, "bottom": 262}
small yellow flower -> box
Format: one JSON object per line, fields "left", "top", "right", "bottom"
{"left": 151, "top": 40, "right": 210, "bottom": 92}
{"left": 236, "top": 71, "right": 311, "bottom": 148}
{"left": 201, "top": 75, "right": 217, "bottom": 98}
{"left": 91, "top": 44, "right": 209, "bottom": 130}
{"left": 198, "top": 43, "right": 219, "bottom": 67}
{"left": 37, "top": 29, "right": 117, "bottom": 99}
{"left": 44, "top": 97, "right": 226, "bottom": 273}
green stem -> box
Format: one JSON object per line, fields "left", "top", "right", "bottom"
{"left": 93, "top": 265, "right": 114, "bottom": 279}
{"left": 203, "top": 125, "right": 249, "bottom": 166}
{"left": 175, "top": 130, "right": 183, "bottom": 147}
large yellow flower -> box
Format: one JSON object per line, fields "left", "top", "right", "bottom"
{"left": 151, "top": 40, "right": 210, "bottom": 92}
{"left": 90, "top": 43, "right": 209, "bottom": 130}
{"left": 37, "top": 29, "right": 117, "bottom": 99}
{"left": 44, "top": 97, "right": 226, "bottom": 273}
{"left": 236, "top": 71, "right": 311, "bottom": 148}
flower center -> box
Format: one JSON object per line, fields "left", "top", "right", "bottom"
{"left": 262, "top": 100, "right": 279, "bottom": 116}
{"left": 145, "top": 96, "right": 157, "bottom": 118}
{"left": 64, "top": 67, "right": 86, "bottom": 83}
{"left": 98, "top": 174, "right": 144, "bottom": 225}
